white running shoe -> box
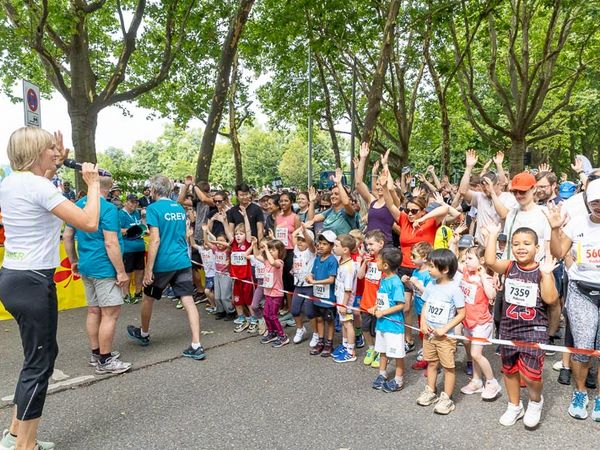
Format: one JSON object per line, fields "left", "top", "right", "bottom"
{"left": 523, "top": 396, "right": 544, "bottom": 428}
{"left": 293, "top": 327, "right": 306, "bottom": 344}
{"left": 481, "top": 379, "right": 502, "bottom": 400}
{"left": 499, "top": 401, "right": 524, "bottom": 426}
{"left": 552, "top": 360, "right": 564, "bottom": 371}
{"left": 309, "top": 332, "right": 319, "bottom": 348}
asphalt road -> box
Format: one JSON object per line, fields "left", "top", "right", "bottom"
{"left": 0, "top": 301, "right": 597, "bottom": 449}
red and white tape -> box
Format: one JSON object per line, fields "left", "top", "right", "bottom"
{"left": 192, "top": 260, "right": 600, "bottom": 358}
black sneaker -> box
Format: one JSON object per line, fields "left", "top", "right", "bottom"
{"left": 214, "top": 312, "right": 226, "bottom": 320}
{"left": 126, "top": 325, "right": 150, "bottom": 346}
{"left": 405, "top": 341, "right": 415, "bottom": 353}
{"left": 224, "top": 312, "right": 237, "bottom": 321}
{"left": 558, "top": 367, "right": 572, "bottom": 385}
{"left": 585, "top": 368, "right": 597, "bottom": 389}
{"left": 182, "top": 345, "right": 206, "bottom": 360}
{"left": 272, "top": 335, "right": 290, "bottom": 348}
{"left": 260, "top": 332, "right": 278, "bottom": 344}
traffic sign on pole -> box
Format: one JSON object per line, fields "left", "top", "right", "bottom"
{"left": 22, "top": 80, "right": 41, "bottom": 128}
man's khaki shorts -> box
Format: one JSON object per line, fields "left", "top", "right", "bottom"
{"left": 82, "top": 277, "right": 124, "bottom": 308}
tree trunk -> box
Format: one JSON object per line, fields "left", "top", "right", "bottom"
{"left": 314, "top": 52, "right": 342, "bottom": 168}
{"left": 195, "top": 0, "right": 255, "bottom": 182}
{"left": 68, "top": 106, "right": 98, "bottom": 190}
{"left": 509, "top": 137, "right": 526, "bottom": 175}
{"left": 360, "top": 0, "right": 401, "bottom": 145}
{"left": 229, "top": 53, "right": 243, "bottom": 186}
{"left": 441, "top": 110, "right": 451, "bottom": 176}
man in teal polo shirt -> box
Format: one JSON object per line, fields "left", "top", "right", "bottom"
{"left": 126, "top": 175, "right": 206, "bottom": 360}
{"left": 119, "top": 194, "right": 146, "bottom": 304}
{"left": 64, "top": 176, "right": 132, "bottom": 374}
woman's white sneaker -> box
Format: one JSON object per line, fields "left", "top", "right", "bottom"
{"left": 523, "top": 396, "right": 544, "bottom": 428}
{"left": 481, "top": 379, "right": 502, "bottom": 400}
{"left": 309, "top": 332, "right": 319, "bottom": 348}
{"left": 499, "top": 401, "right": 524, "bottom": 426}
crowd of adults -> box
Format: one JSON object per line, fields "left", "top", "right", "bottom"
{"left": 1, "top": 126, "right": 600, "bottom": 448}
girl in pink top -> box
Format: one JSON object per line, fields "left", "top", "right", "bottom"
{"left": 276, "top": 193, "right": 301, "bottom": 308}
{"left": 458, "top": 246, "right": 501, "bottom": 400}
{"left": 256, "top": 239, "right": 289, "bottom": 347}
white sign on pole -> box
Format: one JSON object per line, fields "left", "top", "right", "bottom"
{"left": 22, "top": 80, "right": 41, "bottom": 128}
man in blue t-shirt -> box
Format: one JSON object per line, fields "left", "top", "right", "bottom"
{"left": 63, "top": 176, "right": 132, "bottom": 375}
{"left": 119, "top": 194, "right": 146, "bottom": 303}
{"left": 126, "top": 175, "right": 206, "bottom": 361}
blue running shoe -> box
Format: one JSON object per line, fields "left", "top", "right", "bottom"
{"left": 355, "top": 334, "right": 365, "bottom": 349}
{"left": 568, "top": 391, "right": 589, "bottom": 420}
{"left": 127, "top": 325, "right": 150, "bottom": 346}
{"left": 382, "top": 379, "right": 403, "bottom": 393}
{"left": 332, "top": 344, "right": 346, "bottom": 358}
{"left": 233, "top": 315, "right": 246, "bottom": 325}
{"left": 372, "top": 374, "right": 386, "bottom": 390}
{"left": 334, "top": 349, "right": 357, "bottom": 363}
{"left": 591, "top": 395, "right": 600, "bottom": 422}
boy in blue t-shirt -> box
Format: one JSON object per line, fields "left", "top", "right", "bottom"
{"left": 402, "top": 242, "right": 433, "bottom": 370}
{"left": 306, "top": 230, "right": 339, "bottom": 357}
{"left": 417, "top": 249, "right": 465, "bottom": 415}
{"left": 371, "top": 248, "right": 406, "bottom": 393}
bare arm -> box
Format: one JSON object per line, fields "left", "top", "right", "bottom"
{"left": 379, "top": 168, "right": 401, "bottom": 222}
{"left": 484, "top": 225, "right": 510, "bottom": 274}
{"left": 63, "top": 227, "right": 78, "bottom": 274}
{"left": 355, "top": 143, "right": 376, "bottom": 204}
{"left": 104, "top": 230, "right": 128, "bottom": 288}
{"left": 458, "top": 150, "right": 478, "bottom": 204}
{"left": 144, "top": 227, "right": 160, "bottom": 280}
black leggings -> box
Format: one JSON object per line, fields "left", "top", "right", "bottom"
{"left": 0, "top": 268, "right": 58, "bottom": 420}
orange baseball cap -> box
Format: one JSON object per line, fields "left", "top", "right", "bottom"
{"left": 510, "top": 172, "right": 536, "bottom": 191}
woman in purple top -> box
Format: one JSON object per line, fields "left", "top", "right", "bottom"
{"left": 355, "top": 142, "right": 397, "bottom": 245}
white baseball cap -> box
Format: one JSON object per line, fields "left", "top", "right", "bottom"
{"left": 318, "top": 230, "right": 337, "bottom": 244}
{"left": 297, "top": 229, "right": 315, "bottom": 241}
{"left": 586, "top": 179, "right": 600, "bottom": 202}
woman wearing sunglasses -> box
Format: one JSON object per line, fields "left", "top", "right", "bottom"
{"left": 378, "top": 167, "right": 449, "bottom": 352}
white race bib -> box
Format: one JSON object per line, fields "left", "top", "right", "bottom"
{"left": 200, "top": 250, "right": 214, "bottom": 265}
{"left": 460, "top": 281, "right": 478, "bottom": 305}
{"left": 366, "top": 262, "right": 382, "bottom": 282}
{"left": 376, "top": 292, "right": 390, "bottom": 311}
{"left": 577, "top": 242, "right": 600, "bottom": 269}
{"left": 255, "top": 263, "right": 265, "bottom": 279}
{"left": 215, "top": 252, "right": 227, "bottom": 266}
{"left": 275, "top": 227, "right": 289, "bottom": 246}
{"left": 293, "top": 258, "right": 305, "bottom": 274}
{"left": 504, "top": 278, "right": 537, "bottom": 307}
{"left": 426, "top": 301, "right": 451, "bottom": 324}
{"left": 263, "top": 272, "right": 274, "bottom": 289}
{"left": 313, "top": 284, "right": 330, "bottom": 299}
{"left": 231, "top": 252, "right": 246, "bottom": 266}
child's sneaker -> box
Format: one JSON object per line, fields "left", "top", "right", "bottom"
{"left": 309, "top": 332, "right": 320, "bottom": 348}
{"left": 405, "top": 341, "right": 415, "bottom": 353}
{"left": 247, "top": 321, "right": 258, "bottom": 333}
{"left": 481, "top": 379, "right": 502, "bottom": 400}
{"left": 592, "top": 395, "right": 600, "bottom": 422}
{"left": 321, "top": 341, "right": 333, "bottom": 357}
{"left": 176, "top": 300, "right": 183, "bottom": 309}
{"left": 310, "top": 340, "right": 324, "bottom": 355}
{"left": 372, "top": 374, "right": 386, "bottom": 390}
{"left": 416, "top": 348, "right": 424, "bottom": 361}
{"left": 370, "top": 352, "right": 381, "bottom": 368}
{"left": 272, "top": 335, "right": 290, "bottom": 348}
{"left": 260, "top": 332, "right": 278, "bottom": 344}
{"left": 334, "top": 349, "right": 357, "bottom": 363}
{"left": 382, "top": 378, "right": 403, "bottom": 393}
{"left": 416, "top": 385, "right": 438, "bottom": 406}
{"left": 523, "top": 396, "right": 544, "bottom": 428}
{"left": 433, "top": 392, "right": 455, "bottom": 414}
{"left": 258, "top": 320, "right": 267, "bottom": 336}
{"left": 568, "top": 391, "right": 589, "bottom": 420}
{"left": 332, "top": 343, "right": 346, "bottom": 358}
{"left": 363, "top": 348, "right": 376, "bottom": 365}
{"left": 293, "top": 326, "right": 306, "bottom": 344}
{"left": 234, "top": 320, "right": 249, "bottom": 333}
{"left": 499, "top": 401, "right": 524, "bottom": 426}
{"left": 355, "top": 334, "right": 365, "bottom": 348}
{"left": 460, "top": 379, "right": 483, "bottom": 395}
{"left": 233, "top": 315, "right": 246, "bottom": 325}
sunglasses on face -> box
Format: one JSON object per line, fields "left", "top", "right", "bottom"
{"left": 214, "top": 200, "right": 223, "bottom": 204}
{"left": 407, "top": 208, "right": 421, "bottom": 215}
{"left": 510, "top": 189, "right": 530, "bottom": 196}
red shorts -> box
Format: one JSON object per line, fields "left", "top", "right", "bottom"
{"left": 233, "top": 279, "right": 254, "bottom": 306}
{"left": 500, "top": 345, "right": 545, "bottom": 381}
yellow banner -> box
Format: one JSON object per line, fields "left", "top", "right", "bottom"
{"left": 0, "top": 244, "right": 88, "bottom": 320}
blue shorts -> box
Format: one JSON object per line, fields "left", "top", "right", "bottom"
{"left": 205, "top": 276, "right": 215, "bottom": 291}
{"left": 353, "top": 295, "right": 362, "bottom": 309}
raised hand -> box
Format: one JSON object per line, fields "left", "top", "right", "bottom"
{"left": 427, "top": 165, "right": 435, "bottom": 174}
{"left": 81, "top": 163, "right": 99, "bottom": 186}
{"left": 492, "top": 151, "right": 504, "bottom": 166}
{"left": 465, "top": 149, "right": 478, "bottom": 169}
{"left": 308, "top": 186, "right": 317, "bottom": 203}
{"left": 334, "top": 167, "right": 343, "bottom": 185}
{"left": 481, "top": 177, "right": 496, "bottom": 196}
{"left": 538, "top": 163, "right": 551, "bottom": 173}
{"left": 543, "top": 202, "right": 567, "bottom": 229}
{"left": 571, "top": 156, "right": 583, "bottom": 174}
{"left": 486, "top": 222, "right": 502, "bottom": 236}
{"left": 432, "top": 191, "right": 444, "bottom": 205}
{"left": 353, "top": 156, "right": 360, "bottom": 172}
{"left": 454, "top": 221, "right": 468, "bottom": 236}
{"left": 378, "top": 167, "right": 389, "bottom": 187}
{"left": 380, "top": 148, "right": 391, "bottom": 167}
{"left": 540, "top": 257, "right": 558, "bottom": 275}
{"left": 372, "top": 160, "right": 380, "bottom": 175}
{"left": 53, "top": 130, "right": 70, "bottom": 167}
{"left": 359, "top": 142, "right": 370, "bottom": 159}
{"left": 412, "top": 186, "right": 425, "bottom": 198}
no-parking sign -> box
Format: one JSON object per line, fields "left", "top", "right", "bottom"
{"left": 22, "top": 80, "right": 41, "bottom": 127}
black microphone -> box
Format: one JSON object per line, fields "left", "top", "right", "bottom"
{"left": 63, "top": 159, "right": 112, "bottom": 177}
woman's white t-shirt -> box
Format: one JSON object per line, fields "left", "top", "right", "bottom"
{"left": 0, "top": 172, "right": 66, "bottom": 270}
